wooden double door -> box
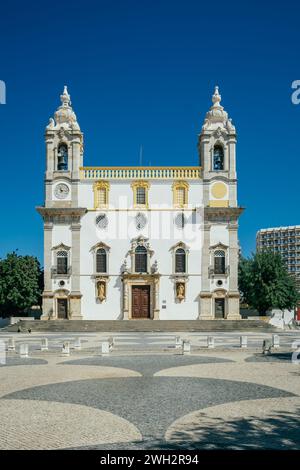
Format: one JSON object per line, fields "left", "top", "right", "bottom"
{"left": 215, "top": 298, "right": 225, "bottom": 318}
{"left": 57, "top": 298, "right": 68, "bottom": 319}
{"left": 132, "top": 285, "right": 150, "bottom": 319}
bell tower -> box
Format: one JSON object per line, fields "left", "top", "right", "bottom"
{"left": 37, "top": 87, "right": 86, "bottom": 321}
{"left": 44, "top": 86, "right": 83, "bottom": 208}
{"left": 198, "top": 87, "right": 243, "bottom": 320}
{"left": 198, "top": 86, "right": 237, "bottom": 208}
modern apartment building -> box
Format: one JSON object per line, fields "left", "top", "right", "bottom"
{"left": 256, "top": 226, "right": 300, "bottom": 291}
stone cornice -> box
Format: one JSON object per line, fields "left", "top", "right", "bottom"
{"left": 36, "top": 206, "right": 87, "bottom": 218}
{"left": 204, "top": 206, "right": 244, "bottom": 223}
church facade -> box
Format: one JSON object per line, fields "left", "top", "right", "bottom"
{"left": 37, "top": 86, "right": 243, "bottom": 321}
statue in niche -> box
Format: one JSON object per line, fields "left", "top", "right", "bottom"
{"left": 176, "top": 283, "right": 185, "bottom": 301}
{"left": 97, "top": 281, "right": 106, "bottom": 301}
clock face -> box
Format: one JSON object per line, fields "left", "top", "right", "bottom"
{"left": 54, "top": 183, "right": 69, "bottom": 199}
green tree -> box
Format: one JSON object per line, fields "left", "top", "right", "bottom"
{"left": 239, "top": 251, "right": 299, "bottom": 315}
{"left": 0, "top": 252, "right": 43, "bottom": 317}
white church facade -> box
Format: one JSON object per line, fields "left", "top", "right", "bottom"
{"left": 37, "top": 86, "right": 243, "bottom": 321}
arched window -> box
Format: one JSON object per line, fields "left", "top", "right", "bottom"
{"left": 57, "top": 144, "right": 68, "bottom": 171}
{"left": 213, "top": 145, "right": 224, "bottom": 171}
{"left": 57, "top": 251, "right": 68, "bottom": 274}
{"left": 175, "top": 248, "right": 186, "bottom": 273}
{"left": 96, "top": 248, "right": 107, "bottom": 273}
{"left": 214, "top": 250, "right": 225, "bottom": 274}
{"left": 135, "top": 246, "right": 147, "bottom": 273}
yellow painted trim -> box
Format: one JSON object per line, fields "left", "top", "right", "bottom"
{"left": 209, "top": 200, "right": 229, "bottom": 207}
{"left": 211, "top": 182, "right": 228, "bottom": 199}
{"left": 80, "top": 166, "right": 201, "bottom": 170}
{"left": 131, "top": 180, "right": 150, "bottom": 209}
{"left": 172, "top": 180, "right": 189, "bottom": 208}
{"left": 93, "top": 180, "right": 110, "bottom": 209}
{"left": 80, "top": 166, "right": 202, "bottom": 180}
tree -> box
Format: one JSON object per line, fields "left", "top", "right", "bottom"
{"left": 0, "top": 252, "right": 43, "bottom": 317}
{"left": 239, "top": 251, "right": 299, "bottom": 315}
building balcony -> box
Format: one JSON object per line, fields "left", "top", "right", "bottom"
{"left": 80, "top": 166, "right": 201, "bottom": 180}
{"left": 51, "top": 267, "right": 72, "bottom": 278}
{"left": 208, "top": 265, "right": 230, "bottom": 277}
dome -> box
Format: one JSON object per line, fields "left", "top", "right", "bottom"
{"left": 201, "top": 86, "right": 235, "bottom": 133}
{"left": 47, "top": 86, "right": 80, "bottom": 130}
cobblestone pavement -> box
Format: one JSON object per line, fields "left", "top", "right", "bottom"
{"left": 0, "top": 331, "right": 299, "bottom": 450}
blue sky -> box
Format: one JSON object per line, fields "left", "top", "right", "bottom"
{"left": 0, "top": 0, "right": 299, "bottom": 263}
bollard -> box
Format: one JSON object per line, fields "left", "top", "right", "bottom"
{"left": 62, "top": 341, "right": 70, "bottom": 356}
{"left": 272, "top": 334, "right": 280, "bottom": 349}
{"left": 19, "top": 343, "right": 29, "bottom": 358}
{"left": 41, "top": 338, "right": 48, "bottom": 351}
{"left": 8, "top": 337, "right": 15, "bottom": 351}
{"left": 262, "top": 339, "right": 272, "bottom": 355}
{"left": 102, "top": 341, "right": 110, "bottom": 355}
{"left": 73, "top": 338, "right": 81, "bottom": 351}
{"left": 175, "top": 336, "right": 182, "bottom": 349}
{"left": 240, "top": 336, "right": 247, "bottom": 348}
{"left": 207, "top": 336, "right": 214, "bottom": 349}
{"left": 108, "top": 336, "right": 114, "bottom": 350}
{"left": 183, "top": 340, "right": 191, "bottom": 355}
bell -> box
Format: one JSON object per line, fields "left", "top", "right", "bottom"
{"left": 57, "top": 148, "right": 68, "bottom": 171}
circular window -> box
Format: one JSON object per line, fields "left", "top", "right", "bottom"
{"left": 96, "top": 214, "right": 108, "bottom": 229}
{"left": 217, "top": 280, "right": 223, "bottom": 286}
{"left": 59, "top": 280, "right": 65, "bottom": 287}
{"left": 135, "top": 213, "right": 147, "bottom": 231}
{"left": 175, "top": 213, "right": 186, "bottom": 229}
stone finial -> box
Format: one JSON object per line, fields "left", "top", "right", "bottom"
{"left": 60, "top": 85, "right": 71, "bottom": 107}
{"left": 212, "top": 85, "right": 221, "bottom": 107}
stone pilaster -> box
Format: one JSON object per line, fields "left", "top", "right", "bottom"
{"left": 153, "top": 278, "right": 160, "bottom": 319}
{"left": 41, "top": 222, "right": 53, "bottom": 320}
{"left": 199, "top": 222, "right": 214, "bottom": 319}
{"left": 199, "top": 292, "right": 213, "bottom": 319}
{"left": 123, "top": 279, "right": 129, "bottom": 320}
{"left": 70, "top": 220, "right": 83, "bottom": 319}
{"left": 227, "top": 222, "right": 241, "bottom": 319}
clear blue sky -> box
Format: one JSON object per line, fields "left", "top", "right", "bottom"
{"left": 0, "top": 0, "right": 299, "bottom": 263}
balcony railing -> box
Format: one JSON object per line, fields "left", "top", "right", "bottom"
{"left": 208, "top": 265, "right": 230, "bottom": 277}
{"left": 51, "top": 267, "right": 72, "bottom": 277}
{"left": 80, "top": 166, "right": 201, "bottom": 180}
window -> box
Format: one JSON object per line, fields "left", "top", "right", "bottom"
{"left": 96, "top": 214, "right": 108, "bottom": 229}
{"left": 213, "top": 145, "right": 224, "bottom": 171}
{"left": 135, "top": 246, "right": 147, "bottom": 273}
{"left": 96, "top": 248, "right": 107, "bottom": 273}
{"left": 136, "top": 187, "right": 146, "bottom": 205}
{"left": 172, "top": 181, "right": 189, "bottom": 207}
{"left": 57, "top": 251, "right": 68, "bottom": 274}
{"left": 132, "top": 181, "right": 149, "bottom": 208}
{"left": 175, "top": 248, "right": 186, "bottom": 273}
{"left": 135, "top": 213, "right": 147, "bottom": 230}
{"left": 214, "top": 250, "right": 225, "bottom": 274}
{"left": 176, "top": 187, "right": 186, "bottom": 206}
{"left": 57, "top": 144, "right": 68, "bottom": 171}
{"left": 93, "top": 181, "right": 109, "bottom": 208}
{"left": 97, "top": 188, "right": 107, "bottom": 206}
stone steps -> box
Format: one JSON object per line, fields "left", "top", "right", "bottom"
{"left": 4, "top": 319, "right": 277, "bottom": 333}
